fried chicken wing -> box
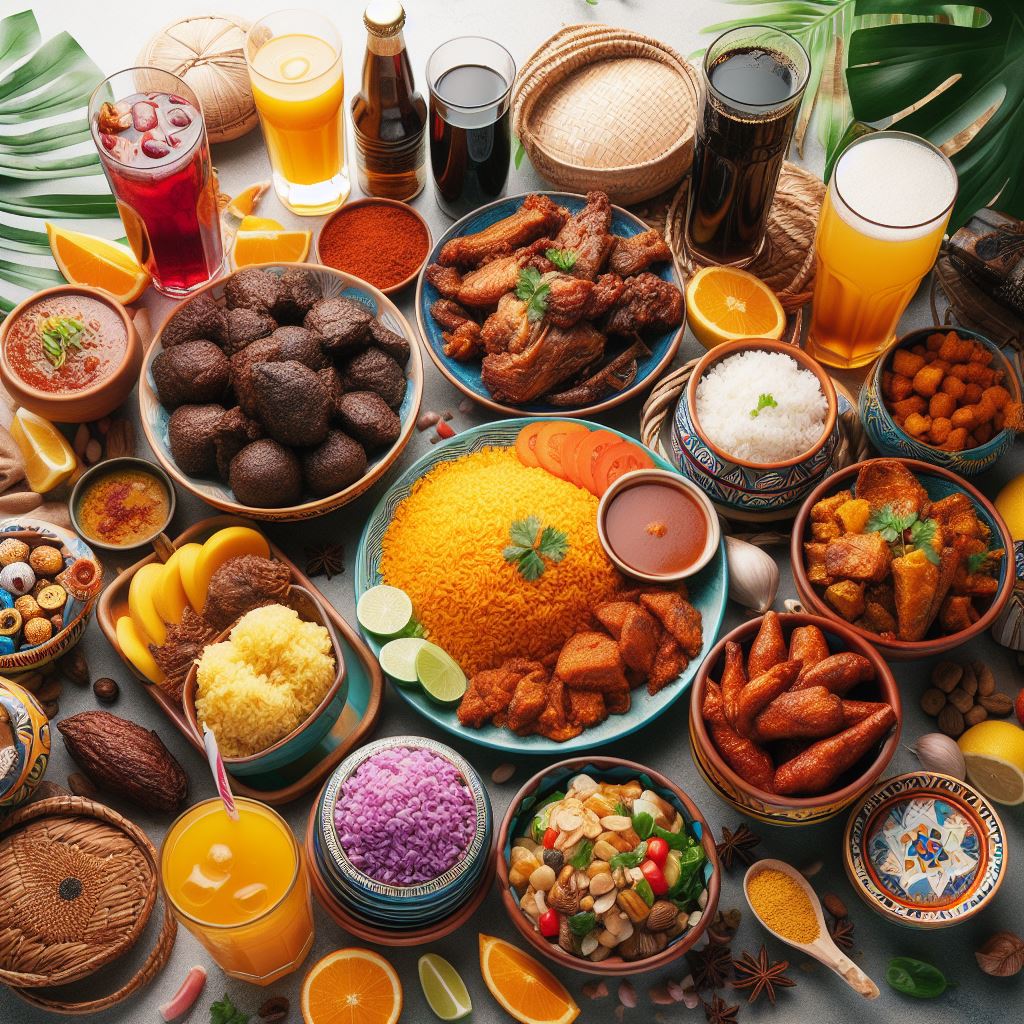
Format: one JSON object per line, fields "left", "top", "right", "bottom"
{"left": 556, "top": 632, "right": 628, "bottom": 693}
{"left": 427, "top": 240, "right": 551, "bottom": 308}
{"left": 605, "top": 273, "right": 684, "bottom": 336}
{"left": 438, "top": 193, "right": 568, "bottom": 266}
{"left": 640, "top": 591, "right": 703, "bottom": 658}
{"left": 507, "top": 664, "right": 551, "bottom": 733}
{"left": 608, "top": 229, "right": 672, "bottom": 276}
{"left": 430, "top": 298, "right": 482, "bottom": 361}
{"left": 551, "top": 191, "right": 614, "bottom": 279}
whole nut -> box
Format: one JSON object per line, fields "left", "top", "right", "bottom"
{"left": 589, "top": 872, "right": 614, "bottom": 897}
{"left": 258, "top": 996, "right": 289, "bottom": 1023}
{"left": 961, "top": 668, "right": 979, "bottom": 697}
{"left": 41, "top": 700, "right": 59, "bottom": 719}
{"left": 938, "top": 704, "right": 966, "bottom": 738}
{"left": 646, "top": 901, "right": 678, "bottom": 932}
{"left": 931, "top": 661, "right": 963, "bottom": 693}
{"left": 68, "top": 772, "right": 98, "bottom": 799}
{"left": 947, "top": 687, "right": 974, "bottom": 714}
{"left": 920, "top": 688, "right": 947, "bottom": 717}
{"left": 16, "top": 670, "right": 44, "bottom": 693}
{"left": 93, "top": 677, "right": 120, "bottom": 705}
{"left": 84, "top": 438, "right": 102, "bottom": 464}
{"left": 823, "top": 892, "right": 848, "bottom": 919}
{"left": 979, "top": 692, "right": 1014, "bottom": 717}
{"left": 61, "top": 649, "right": 89, "bottom": 686}
{"left": 37, "top": 679, "right": 63, "bottom": 703}
{"left": 976, "top": 663, "right": 997, "bottom": 697}
{"left": 616, "top": 888, "right": 651, "bottom": 924}
{"left": 964, "top": 705, "right": 989, "bottom": 727}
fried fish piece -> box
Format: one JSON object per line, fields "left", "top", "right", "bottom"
{"left": 556, "top": 632, "right": 628, "bottom": 692}
{"left": 824, "top": 532, "right": 892, "bottom": 583}
{"left": 640, "top": 591, "right": 703, "bottom": 657}
{"left": 854, "top": 459, "right": 929, "bottom": 518}
{"left": 595, "top": 601, "right": 660, "bottom": 674}
{"left": 533, "top": 676, "right": 583, "bottom": 743}
{"left": 507, "top": 664, "right": 551, "bottom": 733}
{"left": 457, "top": 658, "right": 544, "bottom": 728}
{"left": 891, "top": 548, "right": 940, "bottom": 641}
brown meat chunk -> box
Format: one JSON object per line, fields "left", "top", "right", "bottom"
{"left": 607, "top": 229, "right": 672, "bottom": 276}
{"left": 647, "top": 633, "right": 687, "bottom": 695}
{"left": 824, "top": 532, "right": 892, "bottom": 583}
{"left": 855, "top": 459, "right": 929, "bottom": 518}
{"left": 639, "top": 591, "right": 703, "bottom": 657}
{"left": 556, "top": 632, "right": 628, "bottom": 693}
{"left": 438, "top": 193, "right": 568, "bottom": 267}
{"left": 567, "top": 689, "right": 608, "bottom": 728}
{"left": 150, "top": 608, "right": 217, "bottom": 703}
{"left": 604, "top": 272, "right": 684, "bottom": 336}
{"left": 202, "top": 555, "right": 291, "bottom": 632}
{"left": 506, "top": 665, "right": 550, "bottom": 733}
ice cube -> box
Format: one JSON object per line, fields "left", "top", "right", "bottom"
{"left": 232, "top": 882, "right": 269, "bottom": 915}
{"left": 141, "top": 137, "right": 169, "bottom": 159}
{"left": 167, "top": 107, "right": 191, "bottom": 128}
{"left": 207, "top": 843, "right": 233, "bottom": 868}
{"left": 132, "top": 102, "right": 158, "bottom": 132}
{"left": 181, "top": 864, "right": 227, "bottom": 906}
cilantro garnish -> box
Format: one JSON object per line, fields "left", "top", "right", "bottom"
{"left": 503, "top": 515, "right": 568, "bottom": 580}
{"left": 545, "top": 248, "right": 578, "bottom": 272}
{"left": 749, "top": 393, "right": 778, "bottom": 418}
{"left": 210, "top": 994, "right": 250, "bottom": 1024}
{"left": 39, "top": 315, "right": 85, "bottom": 369}
{"left": 515, "top": 267, "right": 550, "bottom": 322}
{"left": 866, "top": 503, "right": 940, "bottom": 564}
{"left": 967, "top": 551, "right": 993, "bottom": 574}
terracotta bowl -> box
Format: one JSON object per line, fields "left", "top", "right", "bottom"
{"left": 672, "top": 338, "right": 840, "bottom": 515}
{"left": 791, "top": 457, "right": 1015, "bottom": 660}
{"left": 314, "top": 198, "right": 432, "bottom": 295}
{"left": 0, "top": 285, "right": 142, "bottom": 424}
{"left": 689, "top": 613, "right": 902, "bottom": 827}
{"left": 496, "top": 756, "right": 720, "bottom": 977}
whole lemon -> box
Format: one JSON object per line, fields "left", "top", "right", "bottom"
{"left": 994, "top": 474, "right": 1024, "bottom": 541}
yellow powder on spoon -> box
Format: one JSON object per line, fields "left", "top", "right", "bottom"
{"left": 747, "top": 868, "right": 820, "bottom": 944}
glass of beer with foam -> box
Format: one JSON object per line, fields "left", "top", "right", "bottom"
{"left": 807, "top": 131, "right": 957, "bottom": 370}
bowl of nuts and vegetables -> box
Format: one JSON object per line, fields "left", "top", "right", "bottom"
{"left": 496, "top": 756, "right": 719, "bottom": 976}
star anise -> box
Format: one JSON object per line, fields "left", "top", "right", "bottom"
{"left": 702, "top": 993, "right": 739, "bottom": 1024}
{"left": 305, "top": 542, "right": 344, "bottom": 580}
{"left": 716, "top": 823, "right": 761, "bottom": 870}
{"left": 688, "top": 941, "right": 734, "bottom": 991}
{"left": 827, "top": 915, "right": 855, "bottom": 952}
{"left": 731, "top": 945, "right": 795, "bottom": 1005}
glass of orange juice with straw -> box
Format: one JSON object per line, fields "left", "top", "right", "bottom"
{"left": 161, "top": 796, "right": 314, "bottom": 985}
{"left": 245, "top": 9, "right": 350, "bottom": 215}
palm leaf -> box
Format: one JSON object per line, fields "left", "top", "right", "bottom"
{"left": 0, "top": 222, "right": 50, "bottom": 253}
{"left": 0, "top": 192, "right": 117, "bottom": 218}
{"left": 0, "top": 10, "right": 40, "bottom": 75}
{"left": 0, "top": 258, "right": 64, "bottom": 291}
{"left": 0, "top": 117, "right": 91, "bottom": 152}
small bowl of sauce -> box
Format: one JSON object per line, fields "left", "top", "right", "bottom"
{"left": 70, "top": 458, "right": 175, "bottom": 551}
{"left": 597, "top": 469, "right": 720, "bottom": 583}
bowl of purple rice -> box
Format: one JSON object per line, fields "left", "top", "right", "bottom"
{"left": 311, "top": 735, "right": 492, "bottom": 928}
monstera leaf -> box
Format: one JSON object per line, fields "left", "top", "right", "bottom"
{"left": 847, "top": 0, "right": 1021, "bottom": 229}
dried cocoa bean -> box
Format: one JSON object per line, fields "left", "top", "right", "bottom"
{"left": 258, "top": 996, "right": 290, "bottom": 1023}
{"left": 823, "top": 892, "right": 848, "bottom": 919}
{"left": 920, "top": 688, "right": 947, "bottom": 717}
{"left": 947, "top": 687, "right": 974, "bottom": 714}
{"left": 37, "top": 679, "right": 63, "bottom": 703}
{"left": 976, "top": 664, "right": 997, "bottom": 697}
{"left": 938, "top": 704, "right": 965, "bottom": 738}
{"left": 41, "top": 700, "right": 59, "bottom": 719}
{"left": 964, "top": 705, "right": 989, "bottom": 727}
{"left": 60, "top": 648, "right": 90, "bottom": 686}
{"left": 979, "top": 692, "right": 1014, "bottom": 717}
{"left": 930, "top": 661, "right": 963, "bottom": 694}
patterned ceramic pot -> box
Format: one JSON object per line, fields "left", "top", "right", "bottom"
{"left": 672, "top": 339, "right": 840, "bottom": 514}
{"left": 0, "top": 677, "right": 50, "bottom": 810}
{"left": 860, "top": 326, "right": 1021, "bottom": 477}
{"left": 844, "top": 772, "right": 1006, "bottom": 928}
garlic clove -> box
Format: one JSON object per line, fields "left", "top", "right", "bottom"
{"left": 725, "top": 536, "right": 780, "bottom": 614}
{"left": 911, "top": 732, "right": 967, "bottom": 780}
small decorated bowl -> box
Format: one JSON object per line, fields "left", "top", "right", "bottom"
{"left": 844, "top": 771, "right": 1006, "bottom": 928}
{"left": 671, "top": 339, "right": 841, "bottom": 516}
{"left": 860, "top": 326, "right": 1021, "bottom": 477}
{"left": 0, "top": 677, "right": 50, "bottom": 810}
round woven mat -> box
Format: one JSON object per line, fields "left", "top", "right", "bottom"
{"left": 666, "top": 162, "right": 826, "bottom": 312}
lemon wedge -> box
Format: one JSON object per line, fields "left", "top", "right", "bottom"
{"left": 958, "top": 720, "right": 1024, "bottom": 805}
{"left": 10, "top": 408, "right": 77, "bottom": 493}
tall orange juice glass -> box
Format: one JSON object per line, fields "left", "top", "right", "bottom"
{"left": 160, "top": 798, "right": 314, "bottom": 985}
{"left": 807, "top": 131, "right": 957, "bottom": 369}
{"left": 246, "top": 10, "right": 350, "bottom": 215}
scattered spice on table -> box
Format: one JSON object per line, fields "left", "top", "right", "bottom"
{"left": 702, "top": 992, "right": 739, "bottom": 1024}
{"left": 731, "top": 946, "right": 795, "bottom": 1004}
{"left": 305, "top": 542, "right": 345, "bottom": 580}
{"left": 716, "top": 823, "right": 760, "bottom": 870}
{"left": 688, "top": 941, "right": 734, "bottom": 991}
{"left": 746, "top": 867, "right": 820, "bottom": 945}
{"left": 827, "top": 914, "right": 855, "bottom": 952}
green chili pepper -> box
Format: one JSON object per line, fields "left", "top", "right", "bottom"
{"left": 635, "top": 879, "right": 655, "bottom": 906}
{"left": 631, "top": 811, "right": 654, "bottom": 840}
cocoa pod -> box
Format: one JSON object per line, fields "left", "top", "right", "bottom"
{"left": 57, "top": 711, "right": 188, "bottom": 812}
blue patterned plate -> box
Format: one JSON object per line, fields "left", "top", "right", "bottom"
{"left": 414, "top": 192, "right": 684, "bottom": 417}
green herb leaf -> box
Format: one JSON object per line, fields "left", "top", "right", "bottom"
{"left": 509, "top": 514, "right": 541, "bottom": 550}
{"left": 866, "top": 504, "right": 919, "bottom": 544}
{"left": 614, "top": 801, "right": 628, "bottom": 817}
{"left": 908, "top": 518, "right": 941, "bottom": 564}
{"left": 513, "top": 137, "right": 525, "bottom": 170}
{"left": 569, "top": 839, "right": 594, "bottom": 869}
{"left": 749, "top": 393, "right": 778, "bottom": 418}
{"left": 885, "top": 957, "right": 951, "bottom": 999}
{"left": 503, "top": 516, "right": 569, "bottom": 580}
{"left": 631, "top": 812, "right": 655, "bottom": 841}
{"left": 568, "top": 910, "right": 597, "bottom": 935}
{"left": 610, "top": 842, "right": 647, "bottom": 871}
{"left": 545, "top": 248, "right": 578, "bottom": 272}
{"left": 967, "top": 551, "right": 992, "bottom": 574}
{"left": 515, "top": 267, "right": 550, "bottom": 322}
{"left": 635, "top": 878, "right": 655, "bottom": 906}
{"left": 651, "top": 824, "right": 691, "bottom": 851}
{"left": 536, "top": 525, "right": 568, "bottom": 563}
{"left": 210, "top": 994, "right": 250, "bottom": 1024}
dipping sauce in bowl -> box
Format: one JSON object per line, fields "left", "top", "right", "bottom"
{"left": 71, "top": 458, "right": 175, "bottom": 550}
{"left": 598, "top": 469, "right": 720, "bottom": 583}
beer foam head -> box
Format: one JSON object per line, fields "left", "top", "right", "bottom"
{"left": 832, "top": 135, "right": 957, "bottom": 241}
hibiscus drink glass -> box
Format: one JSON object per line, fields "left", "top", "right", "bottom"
{"left": 89, "top": 68, "right": 224, "bottom": 297}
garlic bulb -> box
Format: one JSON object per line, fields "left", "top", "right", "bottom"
{"left": 725, "top": 536, "right": 780, "bottom": 613}
{"left": 911, "top": 733, "right": 966, "bottom": 780}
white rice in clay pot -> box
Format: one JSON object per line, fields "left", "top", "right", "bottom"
{"left": 695, "top": 350, "right": 828, "bottom": 464}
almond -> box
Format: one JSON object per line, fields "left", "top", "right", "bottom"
{"left": 646, "top": 900, "right": 678, "bottom": 932}
{"left": 979, "top": 692, "right": 1014, "bottom": 717}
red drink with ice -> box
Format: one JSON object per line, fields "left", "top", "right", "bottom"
{"left": 90, "top": 69, "right": 223, "bottom": 296}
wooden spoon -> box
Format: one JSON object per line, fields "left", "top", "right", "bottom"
{"left": 743, "top": 858, "right": 879, "bottom": 999}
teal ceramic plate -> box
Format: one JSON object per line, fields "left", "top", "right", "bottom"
{"left": 354, "top": 419, "right": 728, "bottom": 754}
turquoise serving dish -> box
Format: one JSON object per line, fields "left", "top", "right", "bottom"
{"left": 860, "top": 325, "right": 1022, "bottom": 477}
{"left": 182, "top": 586, "right": 348, "bottom": 777}
{"left": 354, "top": 418, "right": 729, "bottom": 755}
{"left": 414, "top": 192, "right": 684, "bottom": 418}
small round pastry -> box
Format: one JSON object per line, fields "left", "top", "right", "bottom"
{"left": 29, "top": 544, "right": 64, "bottom": 577}
{"left": 0, "top": 607, "right": 22, "bottom": 637}
{"left": 23, "top": 616, "right": 53, "bottom": 645}
{"left": 14, "top": 595, "right": 42, "bottom": 621}
{"left": 0, "top": 538, "right": 29, "bottom": 566}
{"left": 0, "top": 562, "right": 35, "bottom": 596}
{"left": 36, "top": 584, "right": 67, "bottom": 613}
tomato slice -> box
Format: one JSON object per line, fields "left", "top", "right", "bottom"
{"left": 593, "top": 441, "right": 655, "bottom": 496}
{"left": 558, "top": 430, "right": 589, "bottom": 489}
{"left": 515, "top": 422, "right": 545, "bottom": 468}
{"left": 574, "top": 429, "right": 622, "bottom": 496}
{"left": 534, "top": 421, "right": 589, "bottom": 480}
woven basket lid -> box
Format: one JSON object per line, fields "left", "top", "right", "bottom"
{"left": 0, "top": 796, "right": 158, "bottom": 989}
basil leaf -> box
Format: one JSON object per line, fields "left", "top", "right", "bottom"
{"left": 631, "top": 812, "right": 654, "bottom": 840}
{"left": 569, "top": 840, "right": 593, "bottom": 869}
{"left": 609, "top": 841, "right": 647, "bottom": 871}
{"left": 614, "top": 801, "right": 628, "bottom": 817}
{"left": 885, "top": 958, "right": 951, "bottom": 999}
{"left": 635, "top": 878, "right": 655, "bottom": 906}
{"left": 568, "top": 911, "right": 596, "bottom": 936}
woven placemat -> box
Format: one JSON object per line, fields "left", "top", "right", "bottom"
{"left": 666, "top": 162, "right": 826, "bottom": 312}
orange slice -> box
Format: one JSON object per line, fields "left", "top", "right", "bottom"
{"left": 685, "top": 266, "right": 785, "bottom": 350}
{"left": 232, "top": 227, "right": 311, "bottom": 268}
{"left": 478, "top": 935, "right": 580, "bottom": 1024}
{"left": 46, "top": 223, "right": 150, "bottom": 303}
{"left": 9, "top": 407, "right": 77, "bottom": 493}
{"left": 227, "top": 181, "right": 271, "bottom": 220}
{"left": 301, "top": 948, "right": 402, "bottom": 1024}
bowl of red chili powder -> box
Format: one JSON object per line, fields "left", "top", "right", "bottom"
{"left": 315, "top": 198, "right": 431, "bottom": 295}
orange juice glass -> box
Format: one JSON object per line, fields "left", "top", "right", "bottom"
{"left": 160, "top": 798, "right": 314, "bottom": 985}
{"left": 246, "top": 10, "right": 350, "bottom": 215}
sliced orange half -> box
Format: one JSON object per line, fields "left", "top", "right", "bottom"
{"left": 479, "top": 935, "right": 580, "bottom": 1024}
{"left": 232, "top": 227, "right": 311, "bottom": 268}
{"left": 226, "top": 180, "right": 271, "bottom": 220}
{"left": 685, "top": 265, "right": 785, "bottom": 350}
{"left": 301, "top": 948, "right": 402, "bottom": 1024}
{"left": 46, "top": 223, "right": 150, "bottom": 303}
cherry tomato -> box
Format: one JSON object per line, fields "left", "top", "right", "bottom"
{"left": 543, "top": 827, "right": 558, "bottom": 849}
{"left": 645, "top": 836, "right": 670, "bottom": 868}
{"left": 539, "top": 908, "right": 560, "bottom": 938}
{"left": 640, "top": 858, "right": 669, "bottom": 896}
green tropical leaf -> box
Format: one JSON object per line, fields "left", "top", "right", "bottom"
{"left": 0, "top": 258, "right": 64, "bottom": 291}
{"left": 0, "top": 192, "right": 117, "bottom": 218}
{"left": 0, "top": 116, "right": 91, "bottom": 152}
{"left": 846, "top": 0, "right": 1022, "bottom": 229}
{"left": 0, "top": 222, "right": 50, "bottom": 253}
{"left": 0, "top": 151, "right": 100, "bottom": 179}
{"left": 0, "top": 11, "right": 41, "bottom": 75}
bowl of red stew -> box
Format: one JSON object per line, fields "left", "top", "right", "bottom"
{"left": 0, "top": 285, "right": 142, "bottom": 423}
{"left": 597, "top": 469, "right": 720, "bottom": 583}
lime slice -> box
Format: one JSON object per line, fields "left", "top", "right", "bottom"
{"left": 418, "top": 953, "right": 472, "bottom": 1021}
{"left": 415, "top": 642, "right": 467, "bottom": 705}
{"left": 379, "top": 637, "right": 428, "bottom": 685}
{"left": 357, "top": 584, "right": 413, "bottom": 637}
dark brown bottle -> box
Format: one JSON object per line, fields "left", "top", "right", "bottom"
{"left": 351, "top": 0, "right": 427, "bottom": 201}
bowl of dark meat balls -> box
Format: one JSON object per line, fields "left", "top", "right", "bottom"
{"left": 140, "top": 263, "right": 423, "bottom": 520}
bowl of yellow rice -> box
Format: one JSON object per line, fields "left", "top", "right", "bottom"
{"left": 355, "top": 418, "right": 728, "bottom": 754}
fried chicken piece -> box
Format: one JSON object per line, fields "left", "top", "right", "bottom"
{"left": 431, "top": 240, "right": 554, "bottom": 308}
{"left": 439, "top": 193, "right": 568, "bottom": 266}
{"left": 431, "top": 299, "right": 483, "bottom": 361}
{"left": 568, "top": 689, "right": 608, "bottom": 728}
{"left": 608, "top": 229, "right": 672, "bottom": 276}
{"left": 545, "top": 339, "right": 647, "bottom": 408}
{"left": 824, "top": 532, "right": 892, "bottom": 583}
{"left": 855, "top": 459, "right": 929, "bottom": 519}
{"left": 545, "top": 273, "right": 600, "bottom": 328}
{"left": 605, "top": 688, "right": 631, "bottom": 715}
{"left": 507, "top": 664, "right": 550, "bottom": 733}
{"left": 647, "top": 633, "right": 687, "bottom": 695}
{"left": 584, "top": 273, "right": 626, "bottom": 318}
{"left": 605, "top": 273, "right": 684, "bottom": 336}
{"left": 533, "top": 676, "right": 583, "bottom": 742}
{"left": 929, "top": 492, "right": 990, "bottom": 541}
{"left": 551, "top": 191, "right": 614, "bottom": 279}
{"left": 594, "top": 601, "right": 632, "bottom": 636}
{"left": 458, "top": 658, "right": 544, "bottom": 727}
{"left": 595, "top": 601, "right": 660, "bottom": 675}
{"left": 640, "top": 591, "right": 703, "bottom": 657}
{"left": 150, "top": 608, "right": 217, "bottom": 703}
{"left": 480, "top": 292, "right": 534, "bottom": 355}
{"left": 556, "top": 632, "right": 628, "bottom": 692}
{"left": 891, "top": 548, "right": 944, "bottom": 642}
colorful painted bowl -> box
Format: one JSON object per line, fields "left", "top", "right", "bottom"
{"left": 844, "top": 771, "right": 1006, "bottom": 929}
{"left": 182, "top": 586, "right": 347, "bottom": 778}
{"left": 0, "top": 677, "right": 50, "bottom": 810}
{"left": 671, "top": 339, "right": 841, "bottom": 515}
{"left": 689, "top": 613, "right": 901, "bottom": 826}
{"left": 140, "top": 262, "right": 423, "bottom": 522}
{"left": 860, "top": 326, "right": 1022, "bottom": 477}
{"left": 496, "top": 756, "right": 720, "bottom": 977}
{"left": 792, "top": 458, "right": 1015, "bottom": 661}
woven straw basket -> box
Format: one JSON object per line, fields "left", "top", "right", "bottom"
{"left": 513, "top": 25, "right": 699, "bottom": 205}
{"left": 0, "top": 796, "right": 175, "bottom": 1014}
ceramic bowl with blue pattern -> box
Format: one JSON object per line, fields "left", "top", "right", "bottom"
{"left": 860, "top": 326, "right": 1021, "bottom": 477}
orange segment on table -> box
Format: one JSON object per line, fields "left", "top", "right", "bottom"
{"left": 479, "top": 934, "right": 580, "bottom": 1024}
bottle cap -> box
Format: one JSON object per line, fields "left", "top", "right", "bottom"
{"left": 364, "top": 0, "right": 406, "bottom": 35}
